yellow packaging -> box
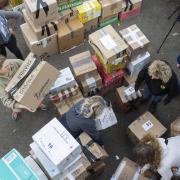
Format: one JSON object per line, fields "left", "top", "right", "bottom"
{"left": 96, "top": 53, "right": 128, "bottom": 74}
{"left": 76, "top": 0, "right": 101, "bottom": 23}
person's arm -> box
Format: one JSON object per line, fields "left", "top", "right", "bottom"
{"left": 80, "top": 118, "right": 104, "bottom": 146}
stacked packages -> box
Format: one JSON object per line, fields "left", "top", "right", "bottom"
{"left": 49, "top": 67, "right": 83, "bottom": 115}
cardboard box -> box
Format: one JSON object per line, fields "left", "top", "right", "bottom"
{"left": 95, "top": 107, "right": 117, "bottom": 130}
{"left": 99, "top": 0, "right": 122, "bottom": 19}
{"left": 25, "top": 156, "right": 48, "bottom": 180}
{"left": 119, "top": 0, "right": 142, "bottom": 21}
{"left": 69, "top": 51, "right": 98, "bottom": 82}
{"left": 78, "top": 132, "right": 108, "bottom": 162}
{"left": 128, "top": 111, "right": 167, "bottom": 143}
{"left": 58, "top": 19, "right": 84, "bottom": 52}
{"left": 55, "top": 89, "right": 83, "bottom": 115}
{"left": 50, "top": 67, "right": 77, "bottom": 94}
{"left": 127, "top": 51, "right": 150, "bottom": 77}
{"left": 171, "top": 117, "right": 180, "bottom": 136}
{"left": 84, "top": 17, "right": 98, "bottom": 33}
{"left": 24, "top": 0, "right": 58, "bottom": 26}
{"left": 32, "top": 118, "right": 82, "bottom": 170}
{"left": 80, "top": 73, "right": 102, "bottom": 96}
{"left": 21, "top": 23, "right": 58, "bottom": 59}
{"left": 76, "top": 0, "right": 101, "bottom": 23}
{"left": 6, "top": 53, "right": 59, "bottom": 112}
{"left": 89, "top": 25, "right": 128, "bottom": 64}
{"left": 59, "top": 7, "right": 78, "bottom": 23}
{"left": 0, "top": 149, "right": 39, "bottom": 180}
{"left": 119, "top": 25, "right": 150, "bottom": 58}
{"left": 111, "top": 157, "right": 149, "bottom": 180}
{"left": 23, "top": 9, "right": 60, "bottom": 40}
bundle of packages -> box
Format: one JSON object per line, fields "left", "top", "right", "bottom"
{"left": 98, "top": 0, "right": 122, "bottom": 28}
{"left": 116, "top": 83, "right": 142, "bottom": 112}
{"left": 89, "top": 25, "right": 128, "bottom": 75}
{"left": 5, "top": 53, "right": 59, "bottom": 112}
{"left": 111, "top": 157, "right": 150, "bottom": 180}
{"left": 127, "top": 112, "right": 167, "bottom": 144}
{"left": 119, "top": 24, "right": 150, "bottom": 81}
{"left": 30, "top": 118, "right": 91, "bottom": 180}
{"left": 77, "top": 132, "right": 108, "bottom": 171}
{"left": 119, "top": 0, "right": 142, "bottom": 21}
{"left": 69, "top": 51, "right": 102, "bottom": 96}
{"left": 49, "top": 67, "right": 83, "bottom": 115}
{"left": 171, "top": 117, "right": 180, "bottom": 136}
{"left": 0, "top": 149, "right": 45, "bottom": 180}
{"left": 76, "top": 0, "right": 101, "bottom": 32}
{"left": 21, "top": 0, "right": 59, "bottom": 59}
{"left": 92, "top": 54, "right": 124, "bottom": 88}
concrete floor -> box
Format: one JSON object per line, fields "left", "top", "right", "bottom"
{"left": 0, "top": 0, "right": 180, "bottom": 179}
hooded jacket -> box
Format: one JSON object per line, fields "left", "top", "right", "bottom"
{"left": 135, "top": 61, "right": 179, "bottom": 104}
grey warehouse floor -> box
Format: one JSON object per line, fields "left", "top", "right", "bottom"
{"left": 0, "top": 0, "right": 180, "bottom": 179}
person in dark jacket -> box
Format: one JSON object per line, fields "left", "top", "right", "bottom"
{"left": 135, "top": 60, "right": 179, "bottom": 113}
{"left": 58, "top": 96, "right": 111, "bottom": 146}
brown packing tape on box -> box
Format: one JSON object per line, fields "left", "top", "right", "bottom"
{"left": 127, "top": 111, "right": 167, "bottom": 144}
{"left": 20, "top": 23, "right": 59, "bottom": 59}
{"left": 89, "top": 25, "right": 128, "bottom": 64}
{"left": 58, "top": 19, "right": 84, "bottom": 52}
{"left": 23, "top": 9, "right": 60, "bottom": 40}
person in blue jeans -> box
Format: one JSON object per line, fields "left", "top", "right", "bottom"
{"left": 177, "top": 54, "right": 180, "bottom": 68}
{"left": 135, "top": 60, "right": 179, "bottom": 113}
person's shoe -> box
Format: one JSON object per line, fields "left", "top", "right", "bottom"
{"left": 11, "top": 112, "right": 20, "bottom": 121}
{"left": 148, "top": 101, "right": 157, "bottom": 113}
{"left": 129, "top": 4, "right": 134, "bottom": 11}
{"left": 38, "top": 103, "right": 48, "bottom": 111}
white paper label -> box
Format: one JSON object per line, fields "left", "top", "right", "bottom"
{"left": 100, "top": 35, "right": 117, "bottom": 50}
{"left": 142, "top": 120, "right": 154, "bottom": 131}
{"left": 86, "top": 77, "right": 96, "bottom": 89}
{"left": 124, "top": 87, "right": 135, "bottom": 96}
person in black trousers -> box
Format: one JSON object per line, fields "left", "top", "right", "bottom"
{"left": 0, "top": 14, "right": 23, "bottom": 59}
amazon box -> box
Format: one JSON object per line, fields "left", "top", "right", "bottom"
{"left": 89, "top": 25, "right": 128, "bottom": 64}
{"left": 111, "top": 157, "right": 149, "bottom": 180}
{"left": 6, "top": 53, "right": 59, "bottom": 112}
{"left": 58, "top": 19, "right": 84, "bottom": 52}
{"left": 23, "top": 9, "right": 60, "bottom": 40}
{"left": 24, "top": 0, "right": 58, "bottom": 26}
{"left": 127, "top": 111, "right": 167, "bottom": 144}
{"left": 21, "top": 23, "right": 58, "bottom": 59}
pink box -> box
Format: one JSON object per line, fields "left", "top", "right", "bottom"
{"left": 119, "top": 6, "right": 141, "bottom": 21}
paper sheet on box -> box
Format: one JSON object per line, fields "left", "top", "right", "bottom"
{"left": 124, "top": 86, "right": 135, "bottom": 96}
{"left": 100, "top": 35, "right": 117, "bottom": 50}
{"left": 142, "top": 120, "right": 154, "bottom": 131}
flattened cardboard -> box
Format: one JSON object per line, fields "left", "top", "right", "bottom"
{"left": 128, "top": 111, "right": 167, "bottom": 143}
{"left": 89, "top": 25, "right": 128, "bottom": 64}
{"left": 21, "top": 23, "right": 58, "bottom": 59}
{"left": 58, "top": 19, "right": 84, "bottom": 52}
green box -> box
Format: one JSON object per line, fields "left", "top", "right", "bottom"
{"left": 99, "top": 16, "right": 120, "bottom": 28}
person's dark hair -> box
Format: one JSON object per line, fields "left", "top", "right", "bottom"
{"left": 133, "top": 143, "right": 155, "bottom": 167}
{"left": 0, "top": 55, "right": 6, "bottom": 69}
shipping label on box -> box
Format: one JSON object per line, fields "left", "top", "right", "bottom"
{"left": 119, "top": 24, "right": 150, "bottom": 58}
{"left": 24, "top": 0, "right": 58, "bottom": 26}
{"left": 76, "top": 0, "right": 101, "bottom": 23}
{"left": 0, "top": 149, "right": 40, "bottom": 180}
{"left": 128, "top": 111, "right": 167, "bottom": 143}
{"left": 95, "top": 107, "right": 117, "bottom": 130}
{"left": 32, "top": 118, "right": 82, "bottom": 170}
{"left": 89, "top": 25, "right": 128, "bottom": 64}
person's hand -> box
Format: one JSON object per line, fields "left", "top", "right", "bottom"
{"left": 9, "top": 28, "right": 15, "bottom": 36}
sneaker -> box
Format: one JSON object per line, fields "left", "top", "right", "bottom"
{"left": 148, "top": 102, "right": 157, "bottom": 113}
{"left": 11, "top": 112, "right": 20, "bottom": 121}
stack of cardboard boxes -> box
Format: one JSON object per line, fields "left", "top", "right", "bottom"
{"left": 21, "top": 0, "right": 59, "bottom": 59}
{"left": 69, "top": 51, "right": 102, "bottom": 96}
{"left": 30, "top": 118, "right": 90, "bottom": 180}
{"left": 49, "top": 67, "right": 83, "bottom": 115}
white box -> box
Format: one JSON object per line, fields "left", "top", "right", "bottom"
{"left": 95, "top": 108, "right": 118, "bottom": 130}
{"left": 25, "top": 156, "right": 48, "bottom": 180}
{"left": 30, "top": 142, "right": 61, "bottom": 180}
{"left": 50, "top": 67, "right": 77, "bottom": 94}
{"left": 32, "top": 118, "right": 82, "bottom": 170}
{"left": 127, "top": 51, "right": 150, "bottom": 77}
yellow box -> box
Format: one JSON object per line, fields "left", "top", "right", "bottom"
{"left": 96, "top": 53, "right": 128, "bottom": 74}
{"left": 76, "top": 0, "right": 101, "bottom": 23}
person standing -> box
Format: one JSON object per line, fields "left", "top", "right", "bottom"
{"left": 135, "top": 60, "right": 179, "bottom": 113}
